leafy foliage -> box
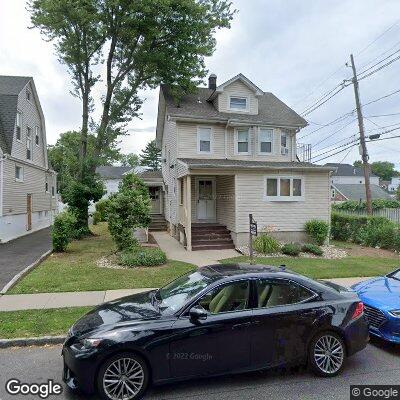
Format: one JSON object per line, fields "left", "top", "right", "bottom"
{"left": 120, "top": 153, "right": 140, "bottom": 169}
{"left": 140, "top": 140, "right": 161, "bottom": 171}
{"left": 119, "top": 248, "right": 167, "bottom": 267}
{"left": 301, "top": 244, "right": 323, "bottom": 256}
{"left": 253, "top": 234, "right": 281, "bottom": 254}
{"left": 52, "top": 211, "right": 77, "bottom": 252}
{"left": 333, "top": 199, "right": 400, "bottom": 211}
{"left": 305, "top": 220, "right": 329, "bottom": 245}
{"left": 353, "top": 160, "right": 399, "bottom": 181}
{"left": 281, "top": 243, "right": 301, "bottom": 256}
{"left": 107, "top": 174, "right": 151, "bottom": 251}
{"left": 95, "top": 198, "right": 111, "bottom": 222}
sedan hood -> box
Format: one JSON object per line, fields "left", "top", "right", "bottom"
{"left": 71, "top": 290, "right": 161, "bottom": 336}
{"left": 352, "top": 276, "right": 400, "bottom": 311}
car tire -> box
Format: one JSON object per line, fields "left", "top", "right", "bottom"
{"left": 97, "top": 352, "right": 149, "bottom": 400}
{"left": 308, "top": 331, "right": 346, "bottom": 377}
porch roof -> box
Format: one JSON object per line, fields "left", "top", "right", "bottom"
{"left": 178, "top": 158, "right": 336, "bottom": 173}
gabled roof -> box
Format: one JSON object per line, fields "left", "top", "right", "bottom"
{"left": 0, "top": 76, "right": 33, "bottom": 154}
{"left": 325, "top": 163, "right": 377, "bottom": 177}
{"left": 213, "top": 73, "right": 264, "bottom": 97}
{"left": 96, "top": 166, "right": 132, "bottom": 179}
{"left": 333, "top": 184, "right": 392, "bottom": 200}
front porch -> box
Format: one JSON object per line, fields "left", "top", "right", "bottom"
{"left": 178, "top": 174, "right": 236, "bottom": 251}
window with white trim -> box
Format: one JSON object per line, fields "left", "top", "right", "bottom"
{"left": 16, "top": 112, "right": 22, "bottom": 141}
{"left": 35, "top": 126, "right": 40, "bottom": 146}
{"left": 197, "top": 127, "right": 212, "bottom": 153}
{"left": 15, "top": 165, "right": 23, "bottom": 182}
{"left": 259, "top": 128, "right": 273, "bottom": 154}
{"left": 265, "top": 176, "right": 304, "bottom": 201}
{"left": 229, "top": 96, "right": 248, "bottom": 111}
{"left": 281, "top": 132, "right": 289, "bottom": 155}
{"left": 26, "top": 127, "right": 32, "bottom": 160}
{"left": 236, "top": 128, "right": 250, "bottom": 154}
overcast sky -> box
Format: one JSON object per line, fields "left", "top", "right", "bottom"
{"left": 1, "top": 0, "right": 400, "bottom": 167}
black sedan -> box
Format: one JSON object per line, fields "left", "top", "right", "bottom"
{"left": 62, "top": 264, "right": 369, "bottom": 400}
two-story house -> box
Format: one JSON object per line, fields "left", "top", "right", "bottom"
{"left": 0, "top": 76, "right": 57, "bottom": 242}
{"left": 156, "top": 73, "right": 333, "bottom": 251}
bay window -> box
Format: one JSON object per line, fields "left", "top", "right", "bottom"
{"left": 265, "top": 176, "right": 304, "bottom": 201}
{"left": 197, "top": 127, "right": 212, "bottom": 153}
{"left": 236, "top": 128, "right": 250, "bottom": 154}
{"left": 259, "top": 128, "right": 273, "bottom": 154}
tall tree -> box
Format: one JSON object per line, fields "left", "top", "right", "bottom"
{"left": 30, "top": 0, "right": 234, "bottom": 234}
{"left": 140, "top": 140, "right": 161, "bottom": 170}
{"left": 120, "top": 153, "right": 140, "bottom": 169}
{"left": 353, "top": 160, "right": 398, "bottom": 180}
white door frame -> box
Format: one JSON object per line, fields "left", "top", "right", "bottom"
{"left": 195, "top": 176, "right": 216, "bottom": 222}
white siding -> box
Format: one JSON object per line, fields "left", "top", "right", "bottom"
{"left": 331, "top": 176, "right": 380, "bottom": 185}
{"left": 216, "top": 175, "right": 235, "bottom": 231}
{"left": 217, "top": 80, "right": 258, "bottom": 114}
{"left": 234, "top": 171, "right": 330, "bottom": 233}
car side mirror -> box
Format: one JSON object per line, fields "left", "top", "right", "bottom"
{"left": 189, "top": 305, "right": 208, "bottom": 321}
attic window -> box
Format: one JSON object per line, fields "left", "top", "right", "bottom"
{"left": 229, "top": 96, "right": 248, "bottom": 111}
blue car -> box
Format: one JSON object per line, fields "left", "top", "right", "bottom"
{"left": 352, "top": 268, "right": 400, "bottom": 344}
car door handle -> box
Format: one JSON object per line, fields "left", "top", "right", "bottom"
{"left": 232, "top": 321, "right": 252, "bottom": 330}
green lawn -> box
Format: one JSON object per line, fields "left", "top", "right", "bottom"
{"left": 10, "top": 223, "right": 195, "bottom": 294}
{"left": 0, "top": 307, "right": 92, "bottom": 339}
{"left": 220, "top": 256, "right": 399, "bottom": 279}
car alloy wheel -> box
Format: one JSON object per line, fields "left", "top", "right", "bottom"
{"left": 312, "top": 333, "right": 345, "bottom": 376}
{"left": 98, "top": 353, "right": 148, "bottom": 400}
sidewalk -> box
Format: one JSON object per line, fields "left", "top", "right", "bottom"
{"left": 0, "top": 277, "right": 372, "bottom": 312}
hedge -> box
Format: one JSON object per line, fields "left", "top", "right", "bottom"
{"left": 333, "top": 199, "right": 400, "bottom": 211}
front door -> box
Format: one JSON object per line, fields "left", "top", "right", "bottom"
{"left": 149, "top": 187, "right": 161, "bottom": 214}
{"left": 169, "top": 280, "right": 252, "bottom": 379}
{"left": 27, "top": 194, "right": 32, "bottom": 231}
{"left": 196, "top": 178, "right": 216, "bottom": 221}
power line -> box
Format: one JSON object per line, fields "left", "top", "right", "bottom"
{"left": 359, "top": 39, "right": 400, "bottom": 70}
{"left": 357, "top": 48, "right": 400, "bottom": 76}
{"left": 311, "top": 137, "right": 359, "bottom": 160}
{"left": 365, "top": 112, "right": 400, "bottom": 118}
{"left": 358, "top": 54, "right": 400, "bottom": 81}
{"left": 312, "top": 118, "right": 357, "bottom": 149}
{"left": 313, "top": 143, "right": 358, "bottom": 163}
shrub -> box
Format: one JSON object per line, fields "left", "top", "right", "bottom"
{"left": 359, "top": 218, "right": 396, "bottom": 249}
{"left": 253, "top": 234, "right": 281, "bottom": 254}
{"left": 331, "top": 212, "right": 369, "bottom": 242}
{"left": 52, "top": 211, "right": 77, "bottom": 252}
{"left": 92, "top": 211, "right": 100, "bottom": 225}
{"left": 305, "top": 219, "right": 329, "bottom": 245}
{"left": 301, "top": 243, "right": 323, "bottom": 256}
{"left": 119, "top": 247, "right": 167, "bottom": 267}
{"left": 281, "top": 243, "right": 301, "bottom": 256}
{"left": 333, "top": 199, "right": 400, "bottom": 211}
{"left": 95, "top": 198, "right": 110, "bottom": 222}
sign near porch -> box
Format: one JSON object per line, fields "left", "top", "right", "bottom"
{"left": 249, "top": 214, "right": 257, "bottom": 265}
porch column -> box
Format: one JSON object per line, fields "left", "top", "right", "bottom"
{"left": 186, "top": 175, "right": 192, "bottom": 251}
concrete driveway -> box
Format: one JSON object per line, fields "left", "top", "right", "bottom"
{"left": 0, "top": 339, "right": 398, "bottom": 400}
{"left": 0, "top": 228, "right": 52, "bottom": 291}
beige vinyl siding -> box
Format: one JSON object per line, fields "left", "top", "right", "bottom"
{"left": 11, "top": 82, "right": 46, "bottom": 168}
{"left": 217, "top": 80, "right": 258, "bottom": 114}
{"left": 216, "top": 175, "right": 235, "bottom": 231}
{"left": 2, "top": 158, "right": 55, "bottom": 215}
{"left": 234, "top": 171, "right": 330, "bottom": 233}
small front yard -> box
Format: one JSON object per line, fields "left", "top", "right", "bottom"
{"left": 10, "top": 223, "right": 195, "bottom": 294}
{"left": 0, "top": 307, "right": 92, "bottom": 339}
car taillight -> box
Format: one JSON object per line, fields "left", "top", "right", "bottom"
{"left": 352, "top": 302, "right": 364, "bottom": 319}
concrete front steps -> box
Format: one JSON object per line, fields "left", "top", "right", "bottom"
{"left": 149, "top": 214, "right": 168, "bottom": 231}
{"left": 191, "top": 223, "right": 235, "bottom": 251}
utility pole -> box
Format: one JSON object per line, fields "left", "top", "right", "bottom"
{"left": 350, "top": 54, "right": 373, "bottom": 215}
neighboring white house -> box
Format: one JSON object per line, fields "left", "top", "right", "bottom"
{"left": 95, "top": 166, "right": 134, "bottom": 198}
{"left": 389, "top": 177, "right": 400, "bottom": 192}
{"left": 155, "top": 73, "right": 334, "bottom": 251}
{"left": 0, "top": 76, "right": 57, "bottom": 242}
{"left": 325, "top": 163, "right": 380, "bottom": 186}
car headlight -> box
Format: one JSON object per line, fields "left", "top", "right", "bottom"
{"left": 389, "top": 310, "right": 400, "bottom": 318}
{"left": 71, "top": 338, "right": 102, "bottom": 351}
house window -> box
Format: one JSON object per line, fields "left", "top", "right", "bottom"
{"left": 259, "top": 128, "right": 273, "bottom": 154}
{"left": 180, "top": 179, "right": 184, "bottom": 205}
{"left": 229, "top": 96, "right": 248, "bottom": 111}
{"left": 52, "top": 186, "right": 55, "bottom": 197}
{"left": 15, "top": 165, "right": 23, "bottom": 182}
{"left": 265, "top": 176, "right": 304, "bottom": 201}
{"left": 16, "top": 112, "right": 22, "bottom": 141}
{"left": 197, "top": 127, "right": 212, "bottom": 153}
{"left": 26, "top": 127, "right": 32, "bottom": 160}
{"left": 236, "top": 128, "right": 250, "bottom": 154}
{"left": 281, "top": 132, "right": 289, "bottom": 155}
{"left": 35, "top": 126, "right": 40, "bottom": 146}
{"left": 26, "top": 90, "right": 31, "bottom": 101}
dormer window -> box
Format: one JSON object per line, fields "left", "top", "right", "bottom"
{"left": 229, "top": 96, "right": 248, "bottom": 111}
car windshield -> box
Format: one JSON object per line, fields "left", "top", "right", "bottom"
{"left": 157, "top": 271, "right": 212, "bottom": 315}
{"left": 388, "top": 269, "right": 400, "bottom": 281}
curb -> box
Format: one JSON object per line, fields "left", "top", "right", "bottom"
{"left": 0, "top": 250, "right": 52, "bottom": 295}
{"left": 0, "top": 335, "right": 65, "bottom": 349}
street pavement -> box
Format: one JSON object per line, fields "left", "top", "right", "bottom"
{"left": 0, "top": 339, "right": 399, "bottom": 400}
{"left": 0, "top": 228, "right": 52, "bottom": 291}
